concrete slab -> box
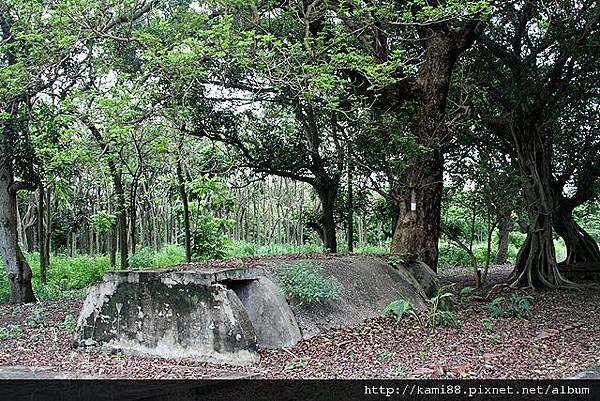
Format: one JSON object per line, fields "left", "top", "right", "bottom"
{"left": 103, "top": 267, "right": 263, "bottom": 286}
{"left": 77, "top": 256, "right": 432, "bottom": 365}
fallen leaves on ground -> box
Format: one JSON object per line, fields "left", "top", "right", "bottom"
{"left": 1, "top": 265, "right": 599, "bottom": 379}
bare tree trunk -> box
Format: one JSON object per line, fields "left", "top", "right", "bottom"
{"left": 113, "top": 173, "right": 128, "bottom": 269}
{"left": 109, "top": 227, "right": 117, "bottom": 270}
{"left": 176, "top": 159, "right": 191, "bottom": 262}
{"left": 495, "top": 214, "right": 511, "bottom": 265}
{"left": 129, "top": 179, "right": 138, "bottom": 255}
{"left": 38, "top": 185, "right": 47, "bottom": 283}
{"left": 389, "top": 32, "right": 457, "bottom": 271}
{"left": 0, "top": 160, "right": 36, "bottom": 304}
{"left": 346, "top": 148, "right": 354, "bottom": 253}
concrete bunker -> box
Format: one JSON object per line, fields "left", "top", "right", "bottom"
{"left": 76, "top": 255, "right": 437, "bottom": 365}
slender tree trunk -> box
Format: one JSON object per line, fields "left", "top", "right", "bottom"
{"left": 108, "top": 196, "right": 116, "bottom": 269}
{"left": 346, "top": 149, "right": 354, "bottom": 253}
{"left": 495, "top": 214, "right": 511, "bottom": 265}
{"left": 38, "top": 184, "right": 47, "bottom": 284}
{"left": 70, "top": 231, "right": 76, "bottom": 257}
{"left": 553, "top": 200, "right": 600, "bottom": 265}
{"left": 113, "top": 173, "right": 128, "bottom": 270}
{"left": 469, "top": 198, "right": 477, "bottom": 251}
{"left": 176, "top": 159, "right": 191, "bottom": 262}
{"left": 109, "top": 226, "right": 117, "bottom": 270}
{"left": 44, "top": 186, "right": 51, "bottom": 268}
{"left": 0, "top": 160, "right": 36, "bottom": 304}
{"left": 87, "top": 123, "right": 127, "bottom": 268}
{"left": 129, "top": 180, "right": 138, "bottom": 255}
{"left": 25, "top": 194, "right": 35, "bottom": 252}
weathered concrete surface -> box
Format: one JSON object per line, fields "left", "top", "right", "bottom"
{"left": 231, "top": 277, "right": 302, "bottom": 349}
{"left": 77, "top": 257, "right": 434, "bottom": 364}
{"left": 77, "top": 269, "right": 260, "bottom": 365}
{"left": 103, "top": 267, "right": 261, "bottom": 286}
{"left": 399, "top": 257, "right": 440, "bottom": 298}
{"left": 265, "top": 255, "right": 430, "bottom": 339}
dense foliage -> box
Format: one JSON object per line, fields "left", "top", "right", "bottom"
{"left": 1, "top": 0, "right": 598, "bottom": 303}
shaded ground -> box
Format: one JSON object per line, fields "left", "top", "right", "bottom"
{"left": 1, "top": 262, "right": 599, "bottom": 379}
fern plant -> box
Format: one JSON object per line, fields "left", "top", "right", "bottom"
{"left": 383, "top": 285, "right": 459, "bottom": 328}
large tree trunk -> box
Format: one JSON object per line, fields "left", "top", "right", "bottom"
{"left": 391, "top": 147, "right": 444, "bottom": 270}
{"left": 509, "top": 125, "right": 571, "bottom": 288}
{"left": 553, "top": 200, "right": 600, "bottom": 265}
{"left": 176, "top": 159, "right": 192, "bottom": 263}
{"left": 0, "top": 161, "right": 36, "bottom": 304}
{"left": 314, "top": 183, "right": 338, "bottom": 253}
{"left": 495, "top": 214, "right": 511, "bottom": 265}
{"left": 390, "top": 201, "right": 400, "bottom": 240}
{"left": 389, "top": 31, "right": 458, "bottom": 271}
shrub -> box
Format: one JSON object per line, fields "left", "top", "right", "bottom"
{"left": 129, "top": 247, "right": 156, "bottom": 269}
{"left": 423, "top": 285, "right": 459, "bottom": 327}
{"left": 275, "top": 263, "right": 340, "bottom": 305}
{"left": 387, "top": 255, "right": 404, "bottom": 268}
{"left": 26, "top": 306, "right": 46, "bottom": 328}
{"left": 482, "top": 293, "right": 534, "bottom": 318}
{"left": 229, "top": 242, "right": 325, "bottom": 257}
{"left": 44, "top": 254, "right": 108, "bottom": 290}
{"left": 190, "top": 215, "right": 232, "bottom": 261}
{"left": 460, "top": 286, "right": 476, "bottom": 296}
{"left": 509, "top": 232, "right": 526, "bottom": 248}
{"left": 438, "top": 242, "right": 471, "bottom": 267}
{"left": 35, "top": 282, "right": 67, "bottom": 301}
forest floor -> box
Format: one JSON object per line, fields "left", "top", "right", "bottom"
{"left": 1, "top": 261, "right": 599, "bottom": 379}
